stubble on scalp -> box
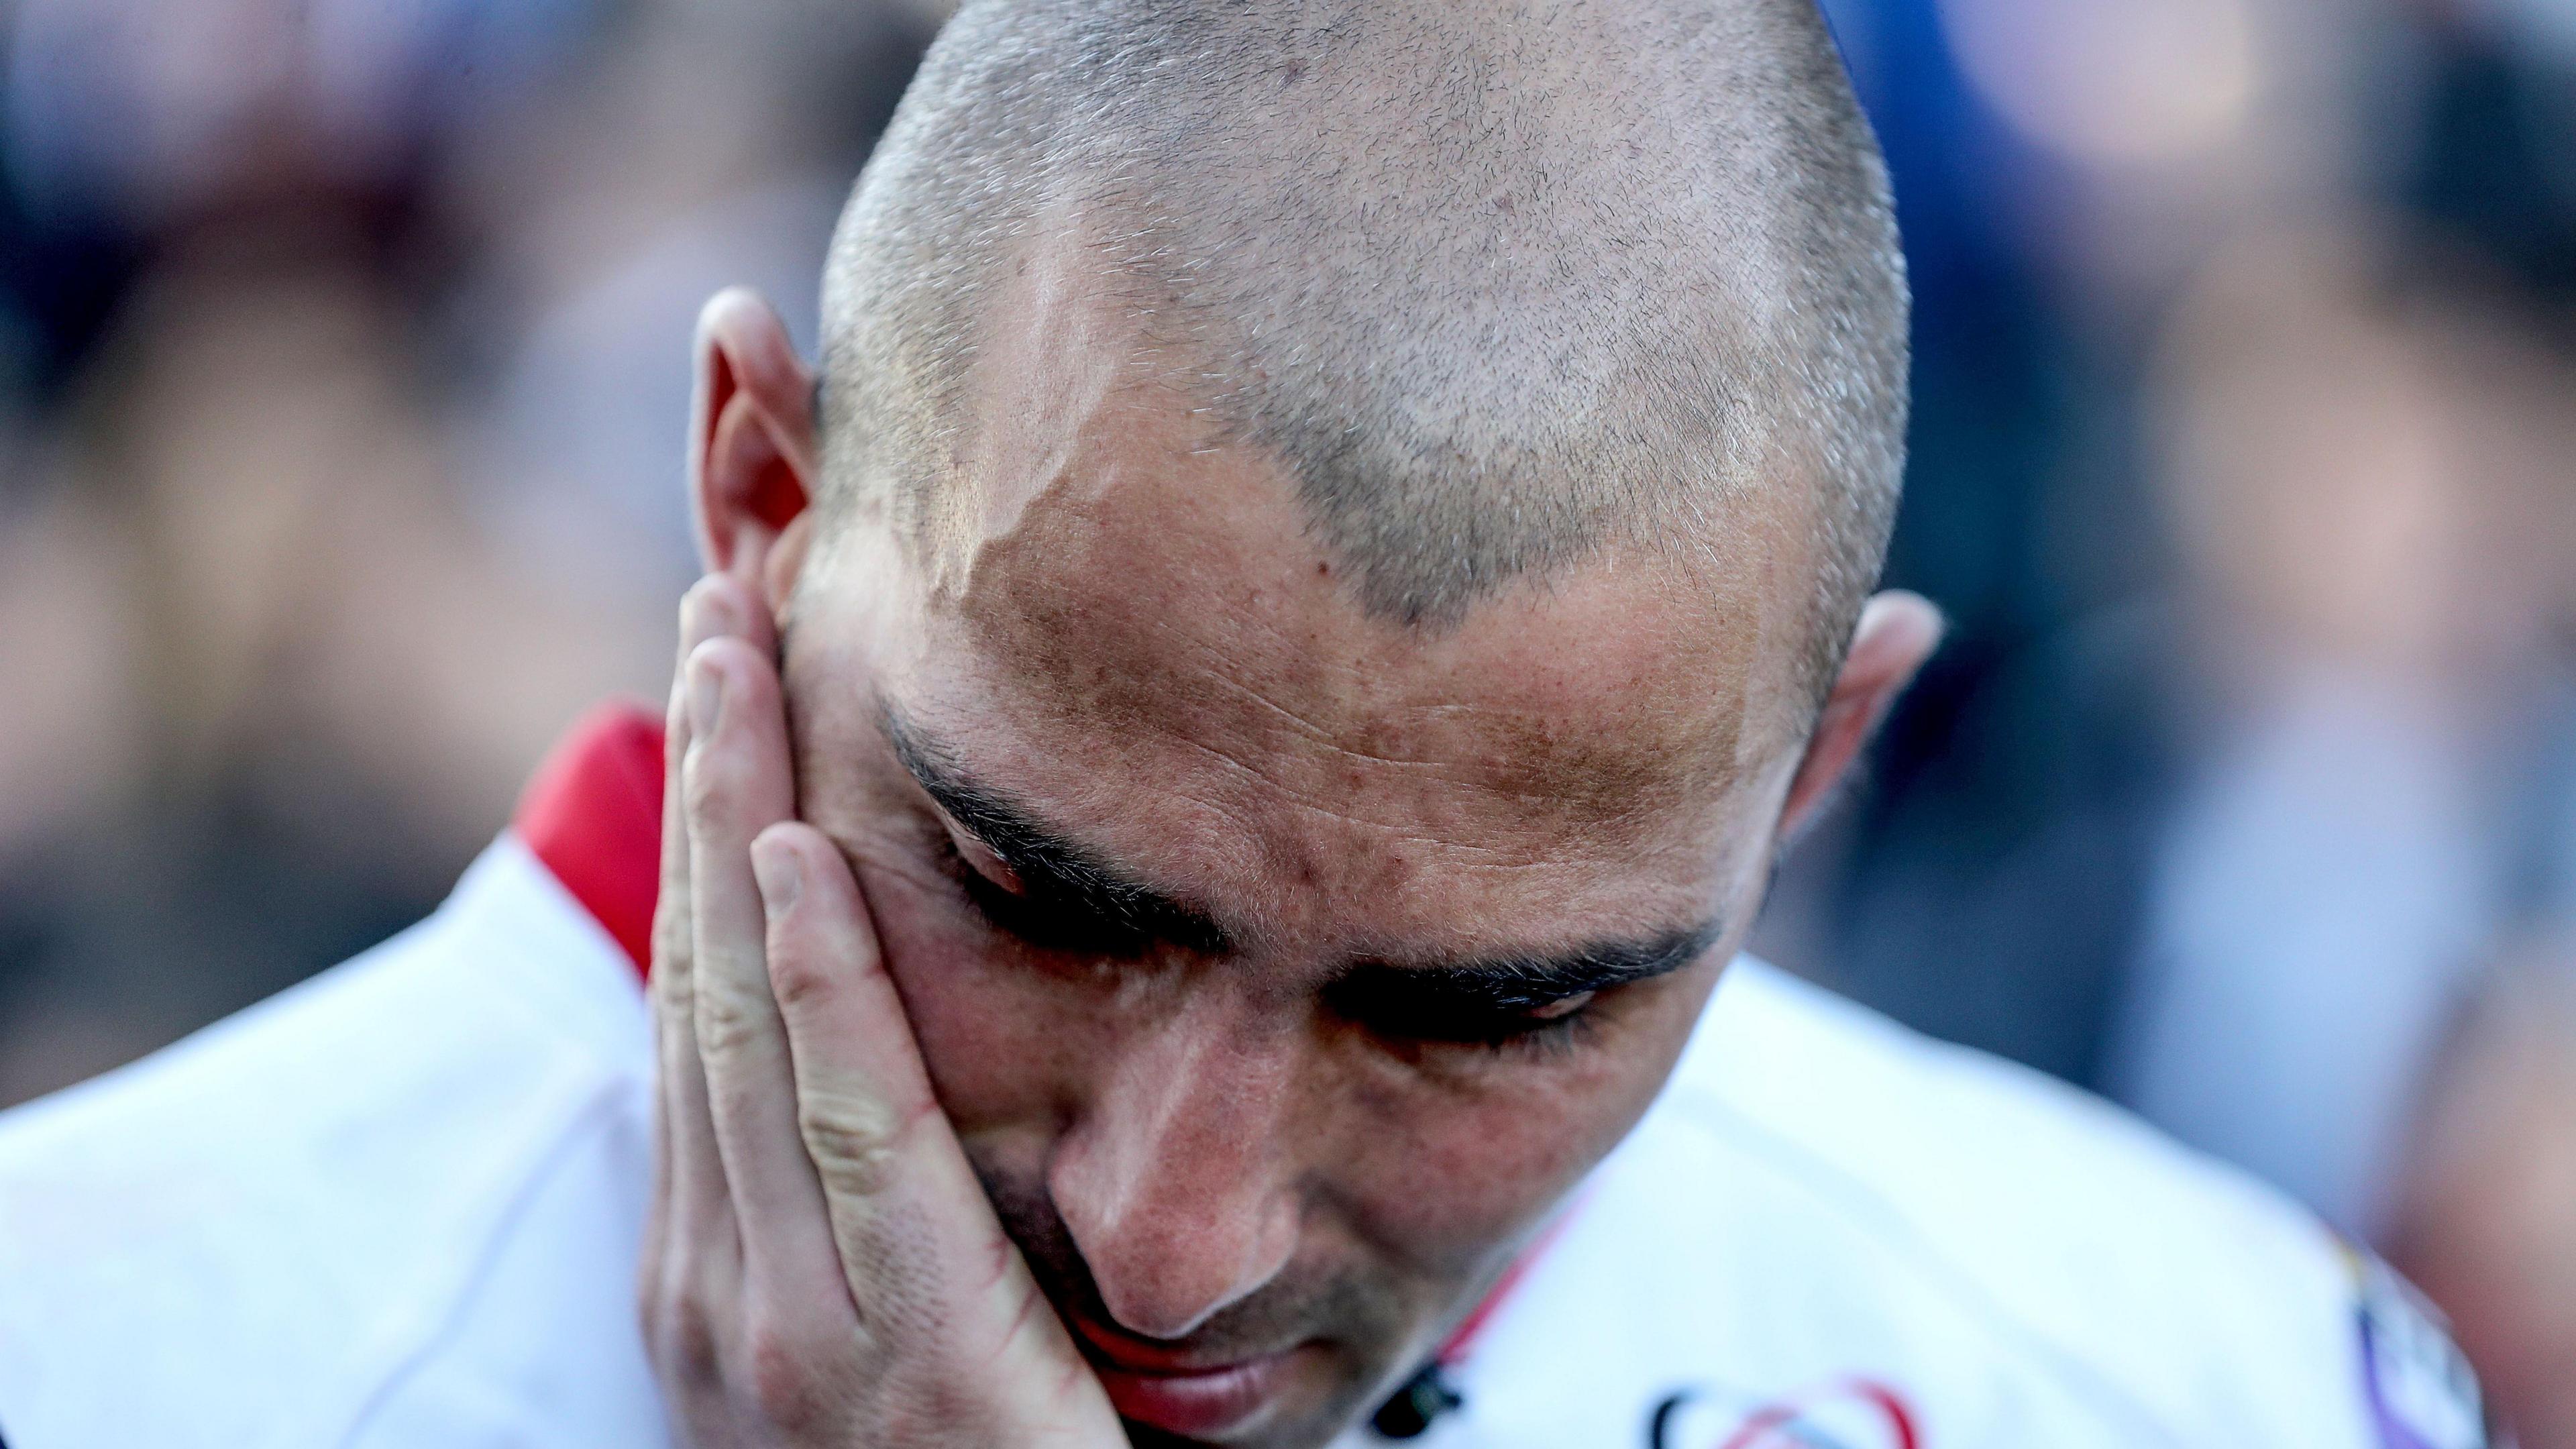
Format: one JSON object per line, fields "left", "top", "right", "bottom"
{"left": 816, "top": 0, "right": 1909, "bottom": 708}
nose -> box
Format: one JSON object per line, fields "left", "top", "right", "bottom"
{"left": 1046, "top": 1002, "right": 1303, "bottom": 1341}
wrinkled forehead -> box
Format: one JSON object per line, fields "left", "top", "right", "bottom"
{"left": 871, "top": 368, "right": 1809, "bottom": 949}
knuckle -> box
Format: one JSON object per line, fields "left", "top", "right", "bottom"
{"left": 652, "top": 956, "right": 697, "bottom": 1026}
{"left": 651, "top": 906, "right": 693, "bottom": 975}
{"left": 798, "top": 1089, "right": 906, "bottom": 1197}
{"left": 681, "top": 749, "right": 740, "bottom": 829}
{"left": 693, "top": 971, "right": 773, "bottom": 1055}
{"left": 742, "top": 1318, "right": 831, "bottom": 1433}
{"left": 648, "top": 1288, "right": 724, "bottom": 1387}
{"left": 766, "top": 941, "right": 838, "bottom": 1015}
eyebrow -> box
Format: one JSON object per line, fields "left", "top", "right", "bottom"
{"left": 885, "top": 713, "right": 1234, "bottom": 955}
{"left": 883, "top": 712, "right": 1721, "bottom": 1006}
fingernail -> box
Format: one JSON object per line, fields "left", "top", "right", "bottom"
{"left": 680, "top": 591, "right": 716, "bottom": 647}
{"left": 753, "top": 838, "right": 803, "bottom": 914}
{"left": 688, "top": 656, "right": 724, "bottom": 735}
{"left": 686, "top": 577, "right": 741, "bottom": 642}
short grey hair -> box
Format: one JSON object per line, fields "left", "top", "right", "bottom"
{"left": 819, "top": 0, "right": 1909, "bottom": 704}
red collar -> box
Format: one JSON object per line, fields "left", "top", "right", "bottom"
{"left": 515, "top": 702, "right": 665, "bottom": 977}
{"left": 511, "top": 703, "right": 1556, "bottom": 1362}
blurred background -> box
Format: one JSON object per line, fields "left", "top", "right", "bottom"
{"left": 0, "top": 0, "right": 2567, "bottom": 1437}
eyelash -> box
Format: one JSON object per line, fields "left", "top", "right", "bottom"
{"left": 930, "top": 829, "right": 1608, "bottom": 1056}
{"left": 930, "top": 833, "right": 1152, "bottom": 957}
{"left": 1328, "top": 985, "right": 1609, "bottom": 1059}
{"left": 1464, "top": 1006, "right": 1598, "bottom": 1057}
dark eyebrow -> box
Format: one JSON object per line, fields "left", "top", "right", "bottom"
{"left": 1330, "top": 920, "right": 1720, "bottom": 1020}
{"left": 883, "top": 712, "right": 1233, "bottom": 955}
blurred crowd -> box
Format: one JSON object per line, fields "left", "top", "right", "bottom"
{"left": 0, "top": 0, "right": 2569, "bottom": 1438}
{"left": 1744, "top": 0, "right": 2576, "bottom": 1434}
{"left": 0, "top": 0, "right": 939, "bottom": 1099}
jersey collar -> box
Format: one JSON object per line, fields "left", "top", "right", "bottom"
{"left": 515, "top": 702, "right": 664, "bottom": 978}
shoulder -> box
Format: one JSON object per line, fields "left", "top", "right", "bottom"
{"left": 0, "top": 839, "right": 665, "bottom": 1449}
{"left": 1667, "top": 961, "right": 2364, "bottom": 1434}
{"left": 1445, "top": 960, "right": 2484, "bottom": 1449}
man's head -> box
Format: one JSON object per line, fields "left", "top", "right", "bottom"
{"left": 684, "top": 1, "right": 1931, "bottom": 1443}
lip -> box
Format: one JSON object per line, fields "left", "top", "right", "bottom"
{"left": 1093, "top": 1355, "right": 1293, "bottom": 1440}
{"left": 1072, "top": 1318, "right": 1300, "bottom": 1440}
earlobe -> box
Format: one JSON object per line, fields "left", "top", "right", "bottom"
{"left": 690, "top": 288, "right": 819, "bottom": 588}
{"left": 1776, "top": 591, "right": 1943, "bottom": 839}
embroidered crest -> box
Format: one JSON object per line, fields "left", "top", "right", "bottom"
{"left": 1648, "top": 1379, "right": 1920, "bottom": 1449}
{"left": 2350, "top": 1250, "right": 2487, "bottom": 1449}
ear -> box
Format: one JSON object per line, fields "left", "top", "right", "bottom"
{"left": 1777, "top": 591, "right": 1943, "bottom": 839}
{"left": 690, "top": 287, "right": 820, "bottom": 614}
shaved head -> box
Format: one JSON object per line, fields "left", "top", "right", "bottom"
{"left": 685, "top": 8, "right": 1927, "bottom": 1438}
{"left": 818, "top": 0, "right": 1907, "bottom": 700}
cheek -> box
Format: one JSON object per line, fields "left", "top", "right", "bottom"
{"left": 1334, "top": 1073, "right": 1627, "bottom": 1270}
{"left": 1331, "top": 974, "right": 1713, "bottom": 1270}
{"left": 855, "top": 867, "right": 1104, "bottom": 1139}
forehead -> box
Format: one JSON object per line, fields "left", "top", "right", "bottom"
{"left": 847, "top": 313, "right": 1809, "bottom": 955}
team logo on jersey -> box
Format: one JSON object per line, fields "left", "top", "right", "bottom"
{"left": 2347, "top": 1250, "right": 2488, "bottom": 1449}
{"left": 1647, "top": 1379, "right": 1921, "bottom": 1449}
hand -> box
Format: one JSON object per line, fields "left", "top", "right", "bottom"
{"left": 636, "top": 574, "right": 1128, "bottom": 1448}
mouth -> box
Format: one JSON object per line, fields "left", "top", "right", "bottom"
{"left": 1070, "top": 1315, "right": 1307, "bottom": 1441}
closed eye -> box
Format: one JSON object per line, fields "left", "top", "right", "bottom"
{"left": 1323, "top": 974, "right": 1604, "bottom": 1049}
{"left": 932, "top": 829, "right": 1157, "bottom": 957}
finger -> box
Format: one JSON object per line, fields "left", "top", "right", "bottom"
{"left": 646, "top": 576, "right": 768, "bottom": 1295}
{"left": 684, "top": 639, "right": 845, "bottom": 1300}
{"left": 751, "top": 824, "right": 1066, "bottom": 1360}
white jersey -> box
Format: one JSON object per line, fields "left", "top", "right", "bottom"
{"left": 0, "top": 715, "right": 2491, "bottom": 1449}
